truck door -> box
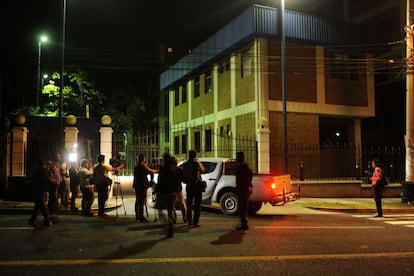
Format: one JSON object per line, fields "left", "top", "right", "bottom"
{"left": 200, "top": 161, "right": 220, "bottom": 202}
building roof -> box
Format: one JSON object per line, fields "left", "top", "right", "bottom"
{"left": 160, "top": 4, "right": 359, "bottom": 90}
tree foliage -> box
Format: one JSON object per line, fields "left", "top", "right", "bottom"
{"left": 42, "top": 71, "right": 107, "bottom": 117}
{"left": 13, "top": 69, "right": 158, "bottom": 134}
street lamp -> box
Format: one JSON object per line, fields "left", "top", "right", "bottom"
{"left": 36, "top": 35, "right": 48, "bottom": 106}
{"left": 280, "top": 0, "right": 288, "bottom": 173}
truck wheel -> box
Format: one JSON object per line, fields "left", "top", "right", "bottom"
{"left": 219, "top": 191, "right": 239, "bottom": 215}
{"left": 248, "top": 202, "right": 262, "bottom": 215}
{"left": 146, "top": 186, "right": 156, "bottom": 208}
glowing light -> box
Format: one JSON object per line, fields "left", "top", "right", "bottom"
{"left": 68, "top": 152, "right": 77, "bottom": 162}
{"left": 270, "top": 183, "right": 277, "bottom": 190}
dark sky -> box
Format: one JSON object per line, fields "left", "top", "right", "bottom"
{"left": 1, "top": 0, "right": 342, "bottom": 115}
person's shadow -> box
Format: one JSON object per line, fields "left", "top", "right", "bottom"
{"left": 210, "top": 230, "right": 245, "bottom": 245}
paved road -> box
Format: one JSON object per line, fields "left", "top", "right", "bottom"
{"left": 1, "top": 196, "right": 414, "bottom": 275}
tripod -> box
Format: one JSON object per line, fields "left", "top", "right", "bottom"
{"left": 112, "top": 174, "right": 127, "bottom": 217}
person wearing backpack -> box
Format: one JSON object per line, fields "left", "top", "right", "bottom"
{"left": 369, "top": 159, "right": 384, "bottom": 218}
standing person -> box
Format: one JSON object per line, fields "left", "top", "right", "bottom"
{"left": 133, "top": 154, "right": 158, "bottom": 222}
{"left": 369, "top": 159, "right": 384, "bottom": 218}
{"left": 157, "top": 153, "right": 183, "bottom": 237}
{"left": 48, "top": 153, "right": 62, "bottom": 221}
{"left": 59, "top": 159, "right": 70, "bottom": 208}
{"left": 182, "top": 150, "right": 205, "bottom": 227}
{"left": 235, "top": 151, "right": 253, "bottom": 230}
{"left": 28, "top": 160, "right": 52, "bottom": 227}
{"left": 78, "top": 159, "right": 94, "bottom": 216}
{"left": 93, "top": 154, "right": 123, "bottom": 217}
{"left": 176, "top": 168, "right": 188, "bottom": 224}
{"left": 69, "top": 161, "right": 80, "bottom": 211}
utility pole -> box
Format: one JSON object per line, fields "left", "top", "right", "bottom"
{"left": 406, "top": 0, "right": 414, "bottom": 183}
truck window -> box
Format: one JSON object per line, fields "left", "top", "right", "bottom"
{"left": 200, "top": 162, "right": 217, "bottom": 174}
{"left": 224, "top": 161, "right": 238, "bottom": 175}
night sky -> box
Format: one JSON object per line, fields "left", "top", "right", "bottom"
{"left": 1, "top": 0, "right": 343, "bottom": 116}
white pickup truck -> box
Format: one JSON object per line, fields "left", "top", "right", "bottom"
{"left": 147, "top": 157, "right": 299, "bottom": 215}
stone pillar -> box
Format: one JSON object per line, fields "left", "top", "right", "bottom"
{"left": 99, "top": 115, "right": 114, "bottom": 200}
{"left": 64, "top": 115, "right": 79, "bottom": 152}
{"left": 11, "top": 126, "right": 29, "bottom": 176}
{"left": 99, "top": 126, "right": 113, "bottom": 165}
{"left": 64, "top": 127, "right": 79, "bottom": 152}
{"left": 256, "top": 117, "right": 271, "bottom": 174}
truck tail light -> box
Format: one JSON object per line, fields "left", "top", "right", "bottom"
{"left": 270, "top": 182, "right": 277, "bottom": 190}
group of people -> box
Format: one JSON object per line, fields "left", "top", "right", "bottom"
{"left": 132, "top": 150, "right": 206, "bottom": 238}
{"left": 29, "top": 149, "right": 253, "bottom": 237}
{"left": 29, "top": 152, "right": 66, "bottom": 227}
{"left": 132, "top": 150, "right": 253, "bottom": 237}
{"left": 29, "top": 153, "right": 123, "bottom": 227}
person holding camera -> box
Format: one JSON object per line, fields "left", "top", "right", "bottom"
{"left": 133, "top": 154, "right": 158, "bottom": 222}
{"left": 182, "top": 150, "right": 205, "bottom": 227}
{"left": 94, "top": 154, "right": 123, "bottom": 217}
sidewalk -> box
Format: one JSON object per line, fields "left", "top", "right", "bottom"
{"left": 293, "top": 197, "right": 414, "bottom": 213}
{"left": 0, "top": 195, "right": 126, "bottom": 215}
{"left": 0, "top": 196, "right": 413, "bottom": 215}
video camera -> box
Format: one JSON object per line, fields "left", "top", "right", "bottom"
{"left": 110, "top": 158, "right": 124, "bottom": 175}
{"left": 110, "top": 158, "right": 124, "bottom": 167}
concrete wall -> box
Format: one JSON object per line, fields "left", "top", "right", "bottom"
{"left": 293, "top": 180, "right": 402, "bottom": 198}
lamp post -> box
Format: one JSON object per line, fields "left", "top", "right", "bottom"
{"left": 40, "top": 74, "right": 48, "bottom": 106}
{"left": 280, "top": 0, "right": 288, "bottom": 173}
{"left": 60, "top": 0, "right": 67, "bottom": 142}
{"left": 36, "top": 35, "right": 48, "bottom": 106}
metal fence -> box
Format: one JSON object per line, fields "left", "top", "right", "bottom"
{"left": 278, "top": 143, "right": 405, "bottom": 182}
{"left": 113, "top": 130, "right": 159, "bottom": 176}
{"left": 113, "top": 130, "right": 406, "bottom": 183}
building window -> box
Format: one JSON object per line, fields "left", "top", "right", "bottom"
{"left": 174, "top": 88, "right": 179, "bottom": 106}
{"left": 182, "top": 83, "right": 187, "bottom": 103}
{"left": 328, "top": 53, "right": 359, "bottom": 81}
{"left": 218, "top": 59, "right": 230, "bottom": 74}
{"left": 205, "top": 70, "right": 212, "bottom": 94}
{"left": 181, "top": 134, "right": 187, "bottom": 154}
{"left": 194, "top": 76, "right": 200, "bottom": 98}
{"left": 164, "top": 121, "right": 169, "bottom": 142}
{"left": 241, "top": 49, "right": 252, "bottom": 78}
{"left": 205, "top": 129, "right": 212, "bottom": 152}
{"left": 164, "top": 94, "right": 169, "bottom": 116}
{"left": 174, "top": 136, "right": 180, "bottom": 154}
{"left": 320, "top": 125, "right": 347, "bottom": 149}
{"left": 220, "top": 125, "right": 231, "bottom": 137}
{"left": 194, "top": 131, "right": 201, "bottom": 152}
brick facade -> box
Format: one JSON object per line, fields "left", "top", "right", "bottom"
{"left": 162, "top": 37, "right": 374, "bottom": 178}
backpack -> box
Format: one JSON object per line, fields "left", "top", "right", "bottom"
{"left": 378, "top": 169, "right": 388, "bottom": 188}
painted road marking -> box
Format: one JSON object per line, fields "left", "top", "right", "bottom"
{"left": 255, "top": 226, "right": 383, "bottom": 229}
{"left": 0, "top": 227, "right": 33, "bottom": 230}
{"left": 1, "top": 251, "right": 414, "bottom": 266}
{"left": 385, "top": 220, "right": 414, "bottom": 225}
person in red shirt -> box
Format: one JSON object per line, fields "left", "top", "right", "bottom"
{"left": 369, "top": 159, "right": 384, "bottom": 217}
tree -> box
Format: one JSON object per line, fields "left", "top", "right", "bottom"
{"left": 41, "top": 70, "right": 107, "bottom": 118}
{"left": 13, "top": 69, "right": 158, "bottom": 135}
